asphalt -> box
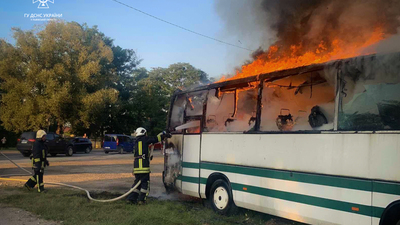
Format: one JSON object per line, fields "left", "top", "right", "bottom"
{"left": 0, "top": 149, "right": 183, "bottom": 200}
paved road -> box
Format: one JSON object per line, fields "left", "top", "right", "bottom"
{"left": 0, "top": 149, "right": 177, "bottom": 199}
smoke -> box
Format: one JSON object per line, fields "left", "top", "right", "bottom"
{"left": 215, "top": 0, "right": 400, "bottom": 76}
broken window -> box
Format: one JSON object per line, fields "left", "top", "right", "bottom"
{"left": 260, "top": 71, "right": 336, "bottom": 132}
{"left": 169, "top": 94, "right": 186, "bottom": 132}
{"left": 339, "top": 55, "right": 400, "bottom": 131}
{"left": 205, "top": 86, "right": 258, "bottom": 132}
{"left": 185, "top": 91, "right": 207, "bottom": 116}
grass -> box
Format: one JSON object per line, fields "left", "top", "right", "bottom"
{"left": 0, "top": 187, "right": 300, "bottom": 225}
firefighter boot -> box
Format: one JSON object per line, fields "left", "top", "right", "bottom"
{"left": 138, "top": 189, "right": 149, "bottom": 205}
{"left": 126, "top": 191, "right": 139, "bottom": 204}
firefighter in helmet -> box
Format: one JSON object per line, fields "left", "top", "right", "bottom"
{"left": 24, "top": 130, "right": 49, "bottom": 193}
{"left": 127, "top": 127, "right": 170, "bottom": 204}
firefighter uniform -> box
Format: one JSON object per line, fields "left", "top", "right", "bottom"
{"left": 127, "top": 131, "right": 167, "bottom": 204}
{"left": 24, "top": 136, "right": 48, "bottom": 192}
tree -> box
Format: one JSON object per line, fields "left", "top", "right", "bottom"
{"left": 143, "top": 63, "right": 212, "bottom": 96}
{"left": 138, "top": 63, "right": 213, "bottom": 135}
{"left": 0, "top": 21, "right": 114, "bottom": 133}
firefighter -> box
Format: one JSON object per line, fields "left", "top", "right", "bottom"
{"left": 127, "top": 127, "right": 170, "bottom": 204}
{"left": 24, "top": 130, "right": 49, "bottom": 193}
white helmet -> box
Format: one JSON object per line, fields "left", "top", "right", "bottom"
{"left": 135, "top": 127, "right": 147, "bottom": 137}
{"left": 36, "top": 130, "right": 47, "bottom": 139}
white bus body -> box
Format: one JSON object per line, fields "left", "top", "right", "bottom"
{"left": 164, "top": 54, "right": 400, "bottom": 225}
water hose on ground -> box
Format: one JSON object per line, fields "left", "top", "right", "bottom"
{"left": 0, "top": 152, "right": 141, "bottom": 203}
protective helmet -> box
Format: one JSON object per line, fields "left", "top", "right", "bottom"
{"left": 36, "top": 130, "right": 47, "bottom": 139}
{"left": 135, "top": 127, "right": 147, "bottom": 137}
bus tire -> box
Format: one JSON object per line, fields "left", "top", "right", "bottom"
{"left": 380, "top": 201, "right": 400, "bottom": 225}
{"left": 209, "top": 179, "right": 237, "bottom": 215}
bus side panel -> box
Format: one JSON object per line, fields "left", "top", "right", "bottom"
{"left": 200, "top": 167, "right": 372, "bottom": 225}
{"left": 200, "top": 133, "right": 383, "bottom": 225}
{"left": 201, "top": 133, "right": 400, "bottom": 183}
{"left": 372, "top": 181, "right": 400, "bottom": 225}
{"left": 181, "top": 134, "right": 201, "bottom": 198}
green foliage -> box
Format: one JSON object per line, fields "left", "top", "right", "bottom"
{"left": 0, "top": 21, "right": 113, "bottom": 133}
{"left": 138, "top": 63, "right": 212, "bottom": 135}
{"left": 0, "top": 21, "right": 212, "bottom": 137}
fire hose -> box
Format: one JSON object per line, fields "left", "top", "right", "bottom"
{"left": 0, "top": 152, "right": 141, "bottom": 203}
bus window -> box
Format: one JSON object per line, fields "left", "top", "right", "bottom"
{"left": 185, "top": 91, "right": 207, "bottom": 116}
{"left": 339, "top": 57, "right": 400, "bottom": 131}
{"left": 205, "top": 87, "right": 257, "bottom": 132}
{"left": 260, "top": 71, "right": 335, "bottom": 132}
{"left": 170, "top": 94, "right": 186, "bottom": 132}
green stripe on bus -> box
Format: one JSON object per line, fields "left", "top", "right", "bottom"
{"left": 179, "top": 174, "right": 386, "bottom": 218}
{"left": 181, "top": 161, "right": 400, "bottom": 196}
{"left": 181, "top": 162, "right": 199, "bottom": 169}
{"left": 200, "top": 162, "right": 373, "bottom": 191}
{"left": 373, "top": 181, "right": 400, "bottom": 196}
{"left": 231, "top": 183, "right": 380, "bottom": 217}
{"left": 372, "top": 207, "right": 385, "bottom": 218}
{"left": 177, "top": 175, "right": 199, "bottom": 184}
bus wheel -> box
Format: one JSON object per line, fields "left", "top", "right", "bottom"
{"left": 209, "top": 179, "right": 237, "bottom": 215}
{"left": 380, "top": 202, "right": 400, "bottom": 225}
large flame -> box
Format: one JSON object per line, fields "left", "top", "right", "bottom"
{"left": 218, "top": 27, "right": 386, "bottom": 82}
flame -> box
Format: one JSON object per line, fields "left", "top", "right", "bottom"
{"left": 218, "top": 27, "right": 386, "bottom": 82}
{"left": 188, "top": 97, "right": 194, "bottom": 110}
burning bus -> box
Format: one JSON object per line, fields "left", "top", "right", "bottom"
{"left": 162, "top": 52, "right": 400, "bottom": 225}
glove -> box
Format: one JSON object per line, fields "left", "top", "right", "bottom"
{"left": 164, "top": 131, "right": 172, "bottom": 138}
{"left": 45, "top": 160, "right": 50, "bottom": 167}
{"left": 150, "top": 155, "right": 153, "bottom": 161}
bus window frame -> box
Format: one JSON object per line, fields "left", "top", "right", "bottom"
{"left": 167, "top": 61, "right": 347, "bottom": 135}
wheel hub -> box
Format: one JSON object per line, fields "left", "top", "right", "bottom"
{"left": 213, "top": 187, "right": 229, "bottom": 210}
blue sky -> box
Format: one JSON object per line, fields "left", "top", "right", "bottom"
{"left": 0, "top": 0, "right": 253, "bottom": 78}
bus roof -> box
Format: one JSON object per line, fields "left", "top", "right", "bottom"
{"left": 172, "top": 52, "right": 399, "bottom": 97}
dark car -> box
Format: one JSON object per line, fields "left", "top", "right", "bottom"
{"left": 16, "top": 132, "right": 92, "bottom": 157}
{"left": 103, "top": 134, "right": 134, "bottom": 154}
{"left": 16, "top": 132, "right": 37, "bottom": 157}
{"left": 46, "top": 133, "right": 92, "bottom": 157}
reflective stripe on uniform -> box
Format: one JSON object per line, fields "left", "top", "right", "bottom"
{"left": 30, "top": 176, "right": 36, "bottom": 182}
{"left": 138, "top": 141, "right": 142, "bottom": 169}
{"left": 133, "top": 168, "right": 150, "bottom": 174}
{"left": 33, "top": 158, "right": 41, "bottom": 162}
{"left": 37, "top": 175, "right": 40, "bottom": 192}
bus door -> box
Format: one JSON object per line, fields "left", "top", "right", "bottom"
{"left": 181, "top": 118, "right": 202, "bottom": 198}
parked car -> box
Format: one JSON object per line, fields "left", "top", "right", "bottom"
{"left": 16, "top": 132, "right": 92, "bottom": 157}
{"left": 16, "top": 132, "right": 37, "bottom": 157}
{"left": 103, "top": 134, "right": 134, "bottom": 154}
{"left": 46, "top": 133, "right": 92, "bottom": 156}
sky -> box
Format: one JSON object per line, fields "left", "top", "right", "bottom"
{"left": 0, "top": 0, "right": 254, "bottom": 78}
